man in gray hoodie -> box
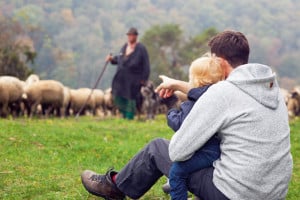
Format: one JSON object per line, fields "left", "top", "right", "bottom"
{"left": 81, "top": 31, "right": 293, "bottom": 200}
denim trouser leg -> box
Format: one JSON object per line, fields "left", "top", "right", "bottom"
{"left": 115, "top": 138, "right": 228, "bottom": 200}
{"left": 169, "top": 146, "right": 220, "bottom": 200}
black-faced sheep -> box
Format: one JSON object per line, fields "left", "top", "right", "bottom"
{"left": 140, "top": 81, "right": 159, "bottom": 120}
{"left": 287, "top": 87, "right": 300, "bottom": 119}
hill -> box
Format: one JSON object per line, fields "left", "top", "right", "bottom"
{"left": 0, "top": 0, "right": 299, "bottom": 89}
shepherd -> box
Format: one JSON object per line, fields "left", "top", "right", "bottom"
{"left": 106, "top": 27, "right": 150, "bottom": 120}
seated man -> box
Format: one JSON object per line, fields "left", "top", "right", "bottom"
{"left": 81, "top": 30, "right": 293, "bottom": 200}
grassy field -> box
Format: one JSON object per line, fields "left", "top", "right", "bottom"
{"left": 0, "top": 115, "right": 299, "bottom": 200}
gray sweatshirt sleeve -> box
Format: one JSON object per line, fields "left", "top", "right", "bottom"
{"left": 169, "top": 84, "right": 229, "bottom": 161}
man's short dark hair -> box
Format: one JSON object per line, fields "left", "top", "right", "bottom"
{"left": 208, "top": 30, "right": 250, "bottom": 68}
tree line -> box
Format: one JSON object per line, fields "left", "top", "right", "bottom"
{"left": 0, "top": 0, "right": 299, "bottom": 89}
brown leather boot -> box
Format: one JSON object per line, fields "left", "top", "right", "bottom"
{"left": 81, "top": 169, "right": 125, "bottom": 200}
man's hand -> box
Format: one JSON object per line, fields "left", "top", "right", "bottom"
{"left": 105, "top": 54, "right": 113, "bottom": 62}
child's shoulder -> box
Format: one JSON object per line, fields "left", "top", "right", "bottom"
{"left": 188, "top": 85, "right": 211, "bottom": 100}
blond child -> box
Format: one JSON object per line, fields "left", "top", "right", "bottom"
{"left": 167, "top": 54, "right": 224, "bottom": 200}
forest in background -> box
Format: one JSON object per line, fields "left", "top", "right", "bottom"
{"left": 0, "top": 0, "right": 299, "bottom": 90}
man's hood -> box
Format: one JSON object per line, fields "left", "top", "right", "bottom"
{"left": 227, "top": 63, "right": 279, "bottom": 109}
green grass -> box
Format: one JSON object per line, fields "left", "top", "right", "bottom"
{"left": 0, "top": 115, "right": 299, "bottom": 199}
{"left": 287, "top": 118, "right": 300, "bottom": 200}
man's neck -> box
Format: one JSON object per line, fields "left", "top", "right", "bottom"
{"left": 128, "top": 41, "right": 137, "bottom": 46}
{"left": 221, "top": 59, "right": 233, "bottom": 78}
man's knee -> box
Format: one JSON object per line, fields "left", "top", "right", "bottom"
{"left": 150, "top": 138, "right": 168, "bottom": 146}
{"left": 147, "top": 138, "right": 169, "bottom": 153}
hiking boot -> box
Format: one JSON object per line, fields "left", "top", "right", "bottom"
{"left": 81, "top": 169, "right": 126, "bottom": 200}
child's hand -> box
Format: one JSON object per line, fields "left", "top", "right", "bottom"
{"left": 155, "top": 75, "right": 176, "bottom": 98}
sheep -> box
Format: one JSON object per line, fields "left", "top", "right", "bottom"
{"left": 103, "top": 88, "right": 117, "bottom": 116}
{"left": 139, "top": 81, "right": 160, "bottom": 120}
{"left": 25, "top": 74, "right": 40, "bottom": 85}
{"left": 23, "top": 80, "right": 65, "bottom": 117}
{"left": 69, "top": 88, "right": 96, "bottom": 116}
{"left": 0, "top": 76, "right": 24, "bottom": 117}
{"left": 63, "top": 86, "right": 71, "bottom": 116}
{"left": 287, "top": 89, "right": 300, "bottom": 119}
{"left": 93, "top": 89, "right": 105, "bottom": 117}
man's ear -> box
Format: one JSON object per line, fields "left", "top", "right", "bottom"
{"left": 220, "top": 58, "right": 233, "bottom": 78}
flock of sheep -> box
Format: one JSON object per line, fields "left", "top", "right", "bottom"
{"left": 1, "top": 74, "right": 300, "bottom": 120}
{"left": 0, "top": 75, "right": 115, "bottom": 118}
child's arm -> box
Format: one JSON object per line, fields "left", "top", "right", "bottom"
{"left": 156, "top": 75, "right": 192, "bottom": 98}
{"left": 167, "top": 101, "right": 195, "bottom": 132}
{"left": 174, "top": 91, "right": 188, "bottom": 101}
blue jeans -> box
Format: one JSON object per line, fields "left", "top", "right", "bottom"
{"left": 169, "top": 136, "right": 221, "bottom": 200}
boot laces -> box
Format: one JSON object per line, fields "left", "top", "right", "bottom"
{"left": 90, "top": 174, "right": 106, "bottom": 183}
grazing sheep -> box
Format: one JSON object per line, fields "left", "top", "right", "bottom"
{"left": 93, "top": 89, "right": 105, "bottom": 117}
{"left": 287, "top": 90, "right": 300, "bottom": 119}
{"left": 25, "top": 74, "right": 40, "bottom": 85}
{"left": 69, "top": 88, "right": 96, "bottom": 116}
{"left": 63, "top": 86, "right": 71, "bottom": 116}
{"left": 23, "top": 80, "right": 65, "bottom": 117}
{"left": 0, "top": 76, "right": 24, "bottom": 117}
{"left": 103, "top": 88, "right": 117, "bottom": 116}
{"left": 140, "top": 81, "right": 159, "bottom": 120}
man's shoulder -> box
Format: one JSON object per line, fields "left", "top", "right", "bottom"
{"left": 201, "top": 81, "right": 240, "bottom": 103}
{"left": 136, "top": 42, "right": 148, "bottom": 50}
{"left": 137, "top": 42, "right": 145, "bottom": 47}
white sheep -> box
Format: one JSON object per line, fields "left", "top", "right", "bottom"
{"left": 23, "top": 80, "right": 65, "bottom": 117}
{"left": 103, "top": 88, "right": 117, "bottom": 116}
{"left": 0, "top": 76, "right": 24, "bottom": 117}
{"left": 93, "top": 89, "right": 105, "bottom": 117}
{"left": 25, "top": 74, "right": 40, "bottom": 86}
{"left": 62, "top": 86, "right": 71, "bottom": 116}
{"left": 69, "top": 88, "right": 96, "bottom": 116}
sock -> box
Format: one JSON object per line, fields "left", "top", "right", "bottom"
{"left": 112, "top": 173, "right": 117, "bottom": 183}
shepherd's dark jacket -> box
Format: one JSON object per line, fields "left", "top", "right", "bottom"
{"left": 111, "top": 43, "right": 150, "bottom": 100}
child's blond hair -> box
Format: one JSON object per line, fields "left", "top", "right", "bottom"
{"left": 189, "top": 54, "right": 225, "bottom": 87}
